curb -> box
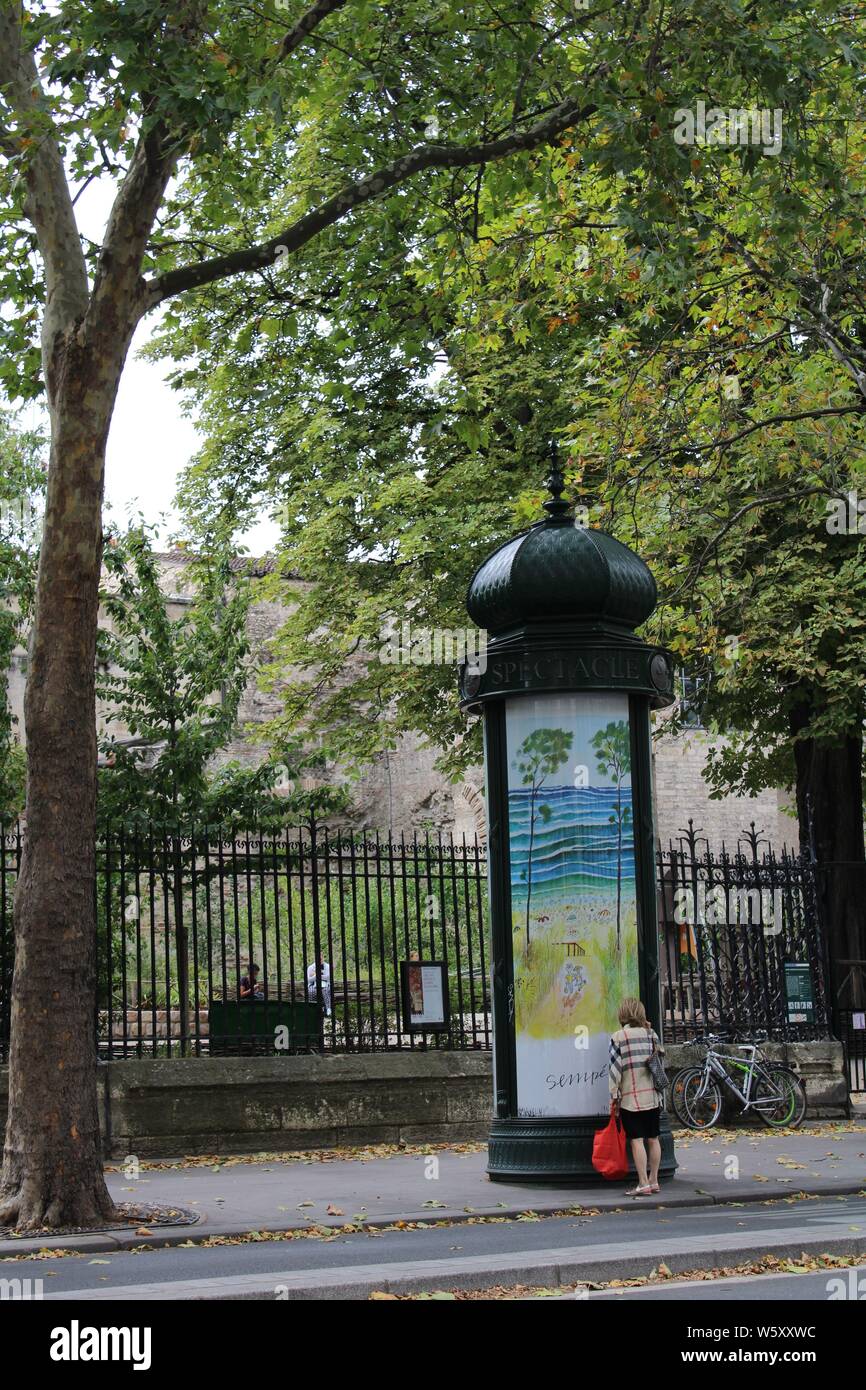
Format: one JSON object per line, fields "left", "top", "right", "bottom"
{"left": 42, "top": 1227, "right": 866, "bottom": 1301}
{"left": 2, "top": 1180, "right": 864, "bottom": 1258}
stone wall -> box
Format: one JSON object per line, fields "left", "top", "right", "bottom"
{"left": 102, "top": 1052, "right": 491, "bottom": 1157}
{"left": 652, "top": 720, "right": 797, "bottom": 854}
{"left": 1, "top": 1043, "right": 847, "bottom": 1159}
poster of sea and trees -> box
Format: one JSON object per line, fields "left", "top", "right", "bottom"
{"left": 506, "top": 693, "right": 640, "bottom": 1116}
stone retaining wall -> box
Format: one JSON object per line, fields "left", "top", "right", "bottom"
{"left": 0, "top": 1041, "right": 848, "bottom": 1159}
{"left": 103, "top": 1052, "right": 492, "bottom": 1157}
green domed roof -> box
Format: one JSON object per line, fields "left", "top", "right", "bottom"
{"left": 466, "top": 463, "right": 657, "bottom": 637}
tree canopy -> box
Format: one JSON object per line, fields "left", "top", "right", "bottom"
{"left": 167, "top": 1, "right": 866, "bottom": 820}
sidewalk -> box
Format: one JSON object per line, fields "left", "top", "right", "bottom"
{"left": 2, "top": 1121, "right": 863, "bottom": 1256}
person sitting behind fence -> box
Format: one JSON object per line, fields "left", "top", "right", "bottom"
{"left": 306, "top": 955, "right": 332, "bottom": 1017}
{"left": 239, "top": 964, "right": 265, "bottom": 1000}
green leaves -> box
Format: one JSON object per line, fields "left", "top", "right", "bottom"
{"left": 0, "top": 408, "right": 44, "bottom": 820}
{"left": 95, "top": 525, "right": 342, "bottom": 830}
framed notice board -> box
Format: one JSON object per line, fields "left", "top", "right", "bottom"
{"left": 400, "top": 960, "right": 450, "bottom": 1034}
{"left": 784, "top": 962, "right": 815, "bottom": 1025}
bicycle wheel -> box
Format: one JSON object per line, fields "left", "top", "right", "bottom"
{"left": 754, "top": 1066, "right": 807, "bottom": 1129}
{"left": 669, "top": 1068, "right": 696, "bottom": 1127}
{"left": 674, "top": 1067, "right": 723, "bottom": 1129}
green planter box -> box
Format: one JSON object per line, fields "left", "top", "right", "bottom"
{"left": 209, "top": 999, "right": 321, "bottom": 1055}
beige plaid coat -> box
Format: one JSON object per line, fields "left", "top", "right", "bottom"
{"left": 609, "top": 1025, "right": 665, "bottom": 1112}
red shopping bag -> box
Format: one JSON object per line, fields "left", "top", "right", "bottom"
{"left": 592, "top": 1104, "right": 629, "bottom": 1180}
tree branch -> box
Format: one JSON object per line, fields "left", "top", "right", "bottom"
{"left": 662, "top": 486, "right": 832, "bottom": 604}
{"left": 800, "top": 283, "right": 866, "bottom": 400}
{"left": 278, "top": 0, "right": 349, "bottom": 60}
{"left": 91, "top": 2, "right": 209, "bottom": 332}
{"left": 90, "top": 119, "right": 182, "bottom": 326}
{"left": 145, "top": 91, "right": 599, "bottom": 306}
{"left": 0, "top": 1, "right": 88, "bottom": 384}
{"left": 707, "top": 213, "right": 866, "bottom": 402}
{"left": 637, "top": 405, "right": 862, "bottom": 470}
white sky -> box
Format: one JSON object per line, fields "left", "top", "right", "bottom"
{"left": 16, "top": 174, "right": 281, "bottom": 556}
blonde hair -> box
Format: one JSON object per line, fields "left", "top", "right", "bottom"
{"left": 618, "top": 997, "right": 648, "bottom": 1029}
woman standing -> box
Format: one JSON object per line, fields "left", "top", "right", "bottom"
{"left": 609, "top": 997, "right": 664, "bottom": 1196}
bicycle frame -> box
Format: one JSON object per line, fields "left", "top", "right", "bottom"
{"left": 695, "top": 1044, "right": 788, "bottom": 1113}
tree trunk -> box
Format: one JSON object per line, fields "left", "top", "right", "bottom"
{"left": 0, "top": 332, "right": 128, "bottom": 1229}
{"left": 792, "top": 706, "right": 866, "bottom": 1012}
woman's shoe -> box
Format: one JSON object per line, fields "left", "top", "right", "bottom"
{"left": 624, "top": 1184, "right": 653, "bottom": 1197}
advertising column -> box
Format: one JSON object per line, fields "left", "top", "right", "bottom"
{"left": 506, "top": 691, "right": 639, "bottom": 1118}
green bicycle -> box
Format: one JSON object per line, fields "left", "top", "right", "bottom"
{"left": 671, "top": 1033, "right": 807, "bottom": 1130}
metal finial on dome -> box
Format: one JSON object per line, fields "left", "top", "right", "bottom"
{"left": 542, "top": 440, "right": 571, "bottom": 520}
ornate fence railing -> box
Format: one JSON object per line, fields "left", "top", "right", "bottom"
{"left": 0, "top": 817, "right": 490, "bottom": 1058}
{"left": 657, "top": 822, "right": 831, "bottom": 1043}
{"left": 0, "top": 816, "right": 836, "bottom": 1060}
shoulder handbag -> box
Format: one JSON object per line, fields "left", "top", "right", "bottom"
{"left": 646, "top": 1027, "right": 670, "bottom": 1094}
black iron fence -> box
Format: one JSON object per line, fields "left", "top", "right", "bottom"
{"left": 657, "top": 823, "right": 831, "bottom": 1043}
{"left": 835, "top": 1010, "right": 866, "bottom": 1094}
{"left": 0, "top": 818, "right": 491, "bottom": 1059}
{"left": 0, "top": 816, "right": 840, "bottom": 1062}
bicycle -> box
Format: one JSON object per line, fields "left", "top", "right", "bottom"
{"left": 670, "top": 1032, "right": 807, "bottom": 1130}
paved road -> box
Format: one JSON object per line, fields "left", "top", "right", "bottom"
{"left": 585, "top": 1268, "right": 866, "bottom": 1301}
{"left": 12, "top": 1194, "right": 866, "bottom": 1300}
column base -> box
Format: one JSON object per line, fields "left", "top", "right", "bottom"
{"left": 487, "top": 1110, "right": 678, "bottom": 1185}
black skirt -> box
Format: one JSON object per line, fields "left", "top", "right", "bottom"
{"left": 620, "top": 1106, "right": 661, "bottom": 1140}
